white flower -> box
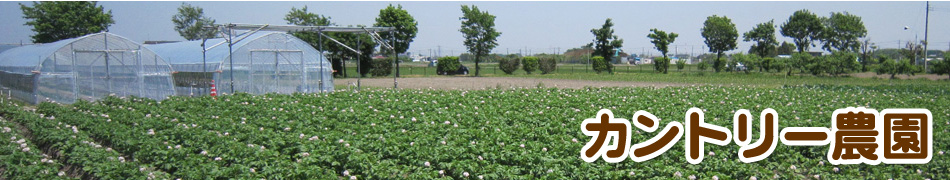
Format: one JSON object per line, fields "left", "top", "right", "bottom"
{"left": 200, "top": 151, "right": 208, "bottom": 155}
{"left": 478, "top": 155, "right": 484, "bottom": 161}
{"left": 438, "top": 170, "right": 444, "bottom": 176}
{"left": 411, "top": 117, "right": 417, "bottom": 122}
{"left": 309, "top": 136, "right": 320, "bottom": 141}
{"left": 301, "top": 152, "right": 311, "bottom": 157}
{"left": 478, "top": 175, "right": 483, "bottom": 179}
{"left": 708, "top": 151, "right": 715, "bottom": 156}
{"left": 463, "top": 172, "right": 470, "bottom": 177}
{"left": 713, "top": 175, "right": 719, "bottom": 180}
{"left": 339, "top": 139, "right": 345, "bottom": 143}
{"left": 444, "top": 121, "right": 451, "bottom": 125}
{"left": 410, "top": 142, "right": 415, "bottom": 146}
{"left": 214, "top": 157, "right": 222, "bottom": 161}
{"left": 343, "top": 170, "right": 350, "bottom": 176}
{"left": 749, "top": 176, "right": 757, "bottom": 180}
{"left": 250, "top": 168, "right": 256, "bottom": 173}
{"left": 813, "top": 174, "right": 819, "bottom": 179}
{"left": 345, "top": 143, "right": 350, "bottom": 147}
{"left": 571, "top": 138, "right": 578, "bottom": 143}
{"left": 23, "top": 147, "right": 30, "bottom": 152}
{"left": 58, "top": 171, "right": 65, "bottom": 176}
{"left": 940, "top": 151, "right": 945, "bottom": 155}
{"left": 520, "top": 144, "right": 525, "bottom": 148}
{"left": 688, "top": 175, "right": 697, "bottom": 180}
{"left": 349, "top": 176, "right": 357, "bottom": 180}
{"left": 674, "top": 171, "right": 682, "bottom": 177}
{"left": 789, "top": 165, "right": 797, "bottom": 170}
{"left": 424, "top": 161, "right": 431, "bottom": 167}
{"left": 441, "top": 141, "right": 446, "bottom": 145}
{"left": 542, "top": 147, "right": 548, "bottom": 152}
{"left": 833, "top": 167, "right": 839, "bottom": 172}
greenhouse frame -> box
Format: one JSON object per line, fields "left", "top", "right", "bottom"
{"left": 0, "top": 32, "right": 176, "bottom": 104}
{"left": 147, "top": 32, "right": 334, "bottom": 95}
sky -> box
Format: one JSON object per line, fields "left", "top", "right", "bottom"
{"left": 1, "top": 1, "right": 948, "bottom": 57}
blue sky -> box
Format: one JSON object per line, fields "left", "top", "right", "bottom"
{"left": 1, "top": 1, "right": 947, "bottom": 57}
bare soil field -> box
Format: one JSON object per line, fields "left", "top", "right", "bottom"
{"left": 334, "top": 77, "right": 684, "bottom": 90}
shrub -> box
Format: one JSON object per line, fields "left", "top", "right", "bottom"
{"left": 522, "top": 56, "right": 539, "bottom": 74}
{"left": 932, "top": 54, "right": 950, "bottom": 79}
{"left": 539, "top": 57, "right": 557, "bottom": 74}
{"left": 436, "top": 56, "right": 461, "bottom": 75}
{"left": 498, "top": 57, "right": 520, "bottom": 75}
{"left": 875, "top": 57, "right": 920, "bottom": 79}
{"left": 592, "top": 56, "right": 609, "bottom": 74}
{"left": 697, "top": 60, "right": 709, "bottom": 71}
{"left": 825, "top": 51, "right": 859, "bottom": 76}
{"left": 653, "top": 57, "right": 670, "bottom": 74}
{"left": 676, "top": 59, "right": 686, "bottom": 71}
{"left": 370, "top": 57, "right": 393, "bottom": 77}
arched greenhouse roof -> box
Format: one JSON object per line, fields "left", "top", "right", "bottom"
{"left": 0, "top": 32, "right": 163, "bottom": 74}
{"left": 147, "top": 31, "right": 323, "bottom": 72}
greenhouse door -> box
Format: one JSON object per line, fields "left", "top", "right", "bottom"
{"left": 74, "top": 50, "right": 143, "bottom": 101}
{"left": 250, "top": 50, "right": 304, "bottom": 94}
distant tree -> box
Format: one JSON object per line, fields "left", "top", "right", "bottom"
{"left": 824, "top": 51, "right": 860, "bottom": 76}
{"left": 743, "top": 20, "right": 778, "bottom": 58}
{"left": 172, "top": 3, "right": 218, "bottom": 41}
{"left": 777, "top": 41, "right": 797, "bottom": 55}
{"left": 647, "top": 29, "right": 677, "bottom": 74}
{"left": 902, "top": 42, "right": 924, "bottom": 63}
{"left": 375, "top": 4, "right": 418, "bottom": 77}
{"left": 781, "top": 9, "right": 823, "bottom": 53}
{"left": 931, "top": 54, "right": 950, "bottom": 79}
{"left": 701, "top": 15, "right": 738, "bottom": 72}
{"left": 460, "top": 5, "right": 501, "bottom": 77}
{"left": 859, "top": 39, "right": 877, "bottom": 72}
{"left": 876, "top": 57, "right": 919, "bottom": 79}
{"left": 591, "top": 18, "right": 624, "bottom": 74}
{"left": 522, "top": 56, "right": 539, "bottom": 74}
{"left": 789, "top": 52, "right": 813, "bottom": 76}
{"left": 820, "top": 12, "right": 866, "bottom": 52}
{"left": 284, "top": 6, "right": 333, "bottom": 51}
{"left": 20, "top": 1, "right": 114, "bottom": 43}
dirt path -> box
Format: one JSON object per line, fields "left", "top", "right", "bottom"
{"left": 334, "top": 77, "right": 684, "bottom": 90}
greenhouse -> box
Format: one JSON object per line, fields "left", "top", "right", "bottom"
{"left": 147, "top": 32, "right": 333, "bottom": 95}
{"left": 0, "top": 32, "right": 176, "bottom": 104}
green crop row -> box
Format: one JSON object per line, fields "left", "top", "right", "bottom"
{"left": 0, "top": 102, "right": 170, "bottom": 179}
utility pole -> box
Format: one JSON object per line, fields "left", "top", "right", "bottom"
{"left": 924, "top": 1, "right": 931, "bottom": 72}
{"left": 438, "top": 45, "right": 441, "bottom": 58}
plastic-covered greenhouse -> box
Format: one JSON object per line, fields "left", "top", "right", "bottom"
{"left": 147, "top": 32, "right": 333, "bottom": 95}
{"left": 0, "top": 32, "right": 176, "bottom": 104}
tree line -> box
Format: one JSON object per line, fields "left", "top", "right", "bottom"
{"left": 17, "top": 2, "right": 950, "bottom": 78}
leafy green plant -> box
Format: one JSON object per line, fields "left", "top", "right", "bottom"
{"left": 437, "top": 56, "right": 461, "bottom": 75}
{"left": 591, "top": 56, "right": 609, "bottom": 74}
{"left": 522, "top": 56, "right": 539, "bottom": 74}
{"left": 676, "top": 59, "right": 687, "bottom": 71}
{"left": 498, "top": 57, "right": 520, "bottom": 75}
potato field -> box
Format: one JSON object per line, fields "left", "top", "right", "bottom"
{"left": 1, "top": 85, "right": 948, "bottom": 179}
